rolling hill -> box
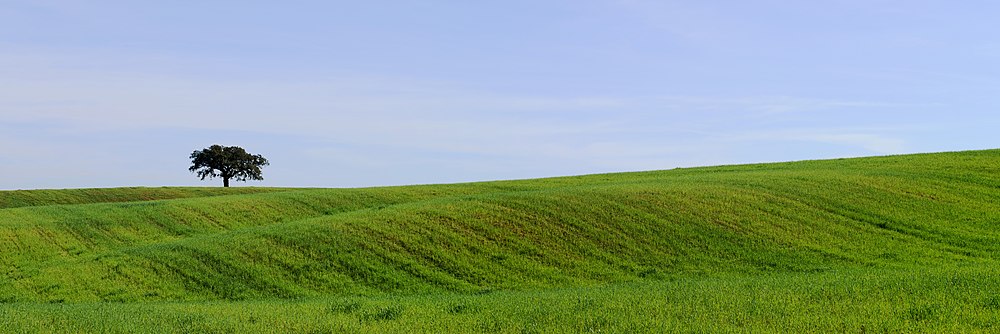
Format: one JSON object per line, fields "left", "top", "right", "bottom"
{"left": 2, "top": 149, "right": 1000, "bottom": 332}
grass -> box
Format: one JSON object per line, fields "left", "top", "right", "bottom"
{"left": 2, "top": 149, "right": 1000, "bottom": 331}
{"left": 2, "top": 267, "right": 998, "bottom": 333}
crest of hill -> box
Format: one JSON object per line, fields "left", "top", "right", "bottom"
{"left": 0, "top": 187, "right": 297, "bottom": 209}
{"left": 1, "top": 149, "right": 999, "bottom": 303}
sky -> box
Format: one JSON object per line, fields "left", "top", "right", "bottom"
{"left": 2, "top": 1, "right": 999, "bottom": 189}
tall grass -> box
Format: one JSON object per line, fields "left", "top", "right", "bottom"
{"left": 2, "top": 266, "right": 997, "bottom": 333}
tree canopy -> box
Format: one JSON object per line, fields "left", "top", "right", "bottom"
{"left": 189, "top": 145, "right": 269, "bottom": 187}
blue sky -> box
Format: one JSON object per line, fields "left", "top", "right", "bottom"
{"left": 2, "top": 1, "right": 998, "bottom": 189}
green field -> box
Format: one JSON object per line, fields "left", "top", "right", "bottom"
{"left": 2, "top": 149, "right": 1000, "bottom": 332}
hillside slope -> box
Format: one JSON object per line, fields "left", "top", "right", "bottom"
{"left": 2, "top": 150, "right": 999, "bottom": 303}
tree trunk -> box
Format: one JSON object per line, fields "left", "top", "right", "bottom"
{"left": 223, "top": 177, "right": 230, "bottom": 187}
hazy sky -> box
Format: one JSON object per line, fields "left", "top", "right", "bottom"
{"left": 2, "top": 1, "right": 999, "bottom": 189}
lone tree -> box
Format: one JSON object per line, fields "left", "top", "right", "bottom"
{"left": 189, "top": 145, "right": 269, "bottom": 187}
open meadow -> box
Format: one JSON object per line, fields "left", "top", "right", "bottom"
{"left": 2, "top": 149, "right": 1000, "bottom": 332}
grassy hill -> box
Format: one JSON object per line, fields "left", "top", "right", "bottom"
{"left": 2, "top": 149, "right": 1000, "bottom": 332}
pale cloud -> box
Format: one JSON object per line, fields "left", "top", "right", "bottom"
{"left": 739, "top": 97, "right": 918, "bottom": 116}
{"left": 0, "top": 56, "right": 916, "bottom": 161}
{"left": 0, "top": 53, "right": 626, "bottom": 139}
{"left": 644, "top": 96, "right": 917, "bottom": 115}
{"left": 727, "top": 129, "right": 908, "bottom": 155}
{"left": 805, "top": 133, "right": 906, "bottom": 154}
